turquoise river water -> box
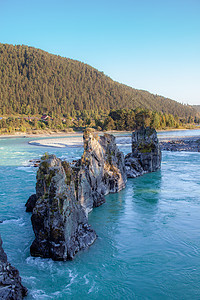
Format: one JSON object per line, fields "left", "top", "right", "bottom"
{"left": 0, "top": 131, "right": 200, "bottom": 299}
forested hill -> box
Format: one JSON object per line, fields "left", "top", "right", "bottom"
{"left": 193, "top": 105, "right": 200, "bottom": 113}
{"left": 0, "top": 43, "right": 198, "bottom": 118}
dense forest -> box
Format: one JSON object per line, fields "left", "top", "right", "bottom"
{"left": 0, "top": 43, "right": 198, "bottom": 120}
{"left": 193, "top": 105, "right": 200, "bottom": 113}
{"left": 102, "top": 108, "right": 199, "bottom": 131}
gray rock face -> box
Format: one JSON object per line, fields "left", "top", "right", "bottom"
{"left": 76, "top": 130, "right": 127, "bottom": 214}
{"left": 25, "top": 193, "right": 37, "bottom": 212}
{"left": 125, "top": 127, "right": 161, "bottom": 177}
{"left": 30, "top": 154, "right": 96, "bottom": 261}
{"left": 0, "top": 235, "right": 27, "bottom": 299}
{"left": 160, "top": 138, "right": 200, "bottom": 152}
{"left": 28, "top": 130, "right": 127, "bottom": 260}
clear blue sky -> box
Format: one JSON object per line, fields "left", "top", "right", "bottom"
{"left": 1, "top": 0, "right": 200, "bottom": 105}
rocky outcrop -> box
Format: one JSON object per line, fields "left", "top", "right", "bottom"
{"left": 75, "top": 130, "right": 127, "bottom": 214}
{"left": 30, "top": 154, "right": 96, "bottom": 260}
{"left": 28, "top": 130, "right": 127, "bottom": 260}
{"left": 125, "top": 127, "right": 161, "bottom": 177}
{"left": 160, "top": 137, "right": 200, "bottom": 152}
{"left": 0, "top": 235, "right": 27, "bottom": 299}
{"left": 27, "top": 129, "right": 161, "bottom": 261}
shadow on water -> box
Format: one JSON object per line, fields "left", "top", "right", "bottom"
{"left": 128, "top": 170, "right": 162, "bottom": 213}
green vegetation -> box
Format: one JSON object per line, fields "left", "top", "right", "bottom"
{"left": 41, "top": 152, "right": 50, "bottom": 160}
{"left": 193, "top": 105, "right": 200, "bottom": 113}
{"left": 45, "top": 170, "right": 55, "bottom": 188}
{"left": 0, "top": 107, "right": 199, "bottom": 135}
{"left": 138, "top": 142, "right": 155, "bottom": 153}
{"left": 101, "top": 108, "right": 199, "bottom": 131}
{"left": 61, "top": 161, "right": 72, "bottom": 185}
{"left": 0, "top": 43, "right": 199, "bottom": 134}
{"left": 0, "top": 43, "right": 198, "bottom": 121}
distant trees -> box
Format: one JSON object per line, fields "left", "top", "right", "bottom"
{"left": 0, "top": 43, "right": 198, "bottom": 121}
{"left": 0, "top": 107, "right": 199, "bottom": 135}
{"left": 98, "top": 108, "right": 197, "bottom": 131}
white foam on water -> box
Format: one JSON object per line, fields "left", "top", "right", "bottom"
{"left": 51, "top": 291, "right": 62, "bottom": 296}
{"left": 21, "top": 275, "right": 38, "bottom": 285}
{"left": 2, "top": 217, "right": 24, "bottom": 226}
{"left": 88, "top": 281, "right": 98, "bottom": 294}
{"left": 65, "top": 269, "right": 78, "bottom": 289}
{"left": 30, "top": 289, "right": 53, "bottom": 299}
{"left": 17, "top": 166, "right": 33, "bottom": 172}
{"left": 116, "top": 143, "right": 132, "bottom": 147}
{"left": 83, "top": 274, "right": 89, "bottom": 285}
{"left": 19, "top": 222, "right": 26, "bottom": 227}
{"left": 15, "top": 152, "right": 27, "bottom": 155}
{"left": 26, "top": 256, "right": 55, "bottom": 271}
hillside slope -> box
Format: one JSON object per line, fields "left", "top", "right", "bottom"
{"left": 0, "top": 43, "right": 197, "bottom": 118}
{"left": 193, "top": 105, "right": 200, "bottom": 113}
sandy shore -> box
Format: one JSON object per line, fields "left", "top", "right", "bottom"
{"left": 29, "top": 135, "right": 200, "bottom": 149}
{"left": 1, "top": 128, "right": 200, "bottom": 149}
{"left": 0, "top": 131, "right": 84, "bottom": 139}
{"left": 1, "top": 127, "right": 200, "bottom": 139}
{"left": 29, "top": 136, "right": 84, "bottom": 148}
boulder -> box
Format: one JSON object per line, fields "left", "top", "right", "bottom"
{"left": 125, "top": 127, "right": 161, "bottom": 177}
{"left": 0, "top": 235, "right": 27, "bottom": 299}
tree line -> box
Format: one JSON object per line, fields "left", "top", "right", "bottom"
{"left": 0, "top": 43, "right": 198, "bottom": 120}
{"left": 0, "top": 108, "right": 199, "bottom": 134}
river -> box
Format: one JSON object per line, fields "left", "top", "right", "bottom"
{"left": 0, "top": 131, "right": 200, "bottom": 299}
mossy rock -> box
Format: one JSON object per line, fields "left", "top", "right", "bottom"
{"left": 62, "top": 161, "right": 72, "bottom": 185}
{"left": 41, "top": 152, "right": 50, "bottom": 160}
{"left": 45, "top": 169, "right": 55, "bottom": 187}
{"left": 138, "top": 142, "right": 155, "bottom": 153}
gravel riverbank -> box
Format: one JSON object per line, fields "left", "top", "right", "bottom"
{"left": 159, "top": 136, "right": 200, "bottom": 152}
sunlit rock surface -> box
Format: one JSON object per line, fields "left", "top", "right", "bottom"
{"left": 76, "top": 130, "right": 127, "bottom": 214}
{"left": 125, "top": 127, "right": 161, "bottom": 177}
{"left": 0, "top": 235, "right": 27, "bottom": 299}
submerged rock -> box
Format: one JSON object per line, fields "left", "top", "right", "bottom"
{"left": 125, "top": 127, "right": 161, "bottom": 177}
{"left": 0, "top": 235, "right": 27, "bottom": 299}
{"left": 30, "top": 154, "right": 96, "bottom": 260}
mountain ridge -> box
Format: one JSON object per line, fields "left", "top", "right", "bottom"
{"left": 193, "top": 105, "right": 200, "bottom": 113}
{"left": 0, "top": 43, "right": 198, "bottom": 119}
